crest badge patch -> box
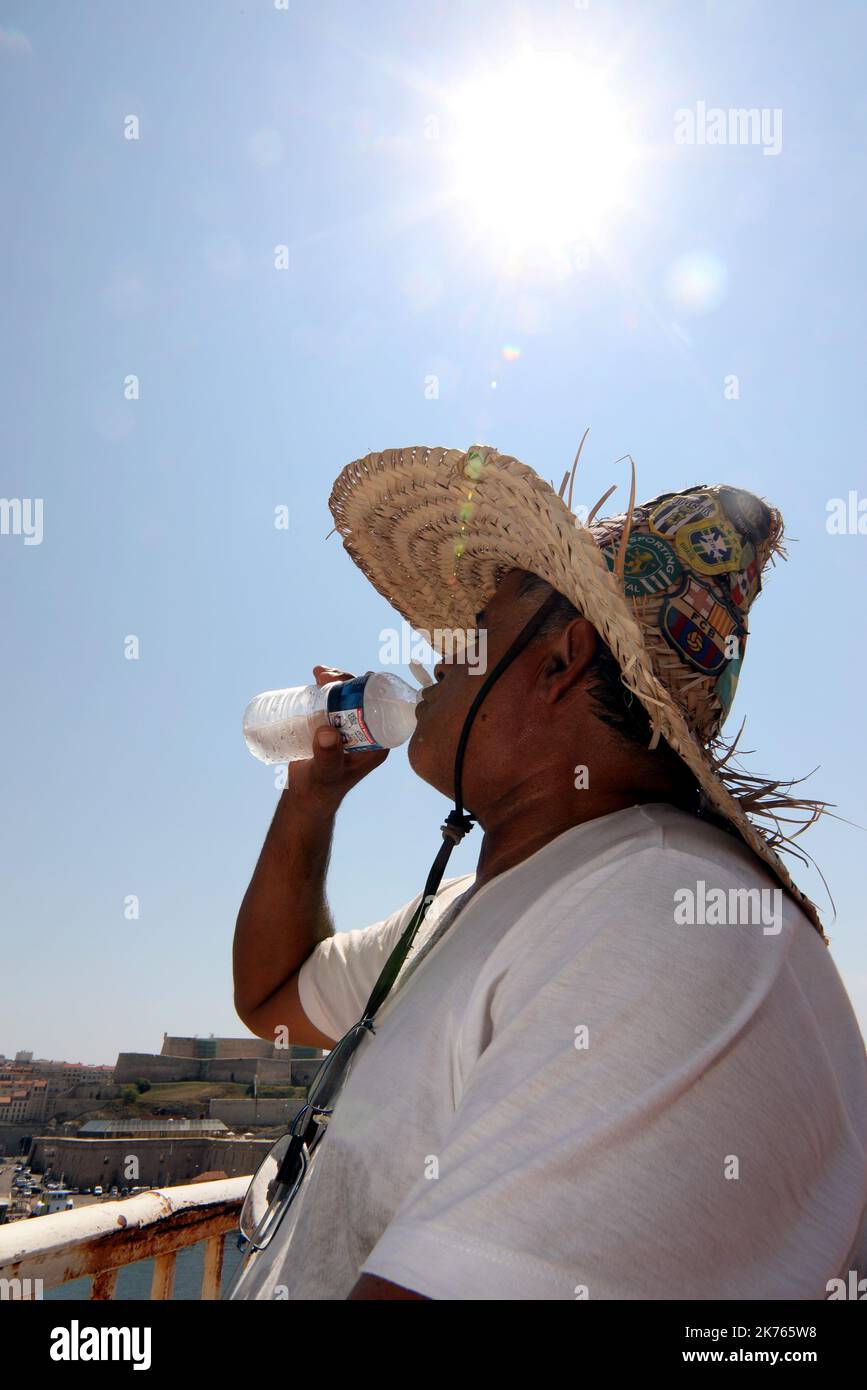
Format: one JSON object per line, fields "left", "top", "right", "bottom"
{"left": 729, "top": 541, "right": 761, "bottom": 608}
{"left": 715, "top": 652, "right": 744, "bottom": 720}
{"left": 674, "top": 519, "right": 743, "bottom": 576}
{"left": 649, "top": 491, "right": 720, "bottom": 539}
{"left": 602, "top": 533, "right": 682, "bottom": 596}
{"left": 718, "top": 487, "right": 770, "bottom": 543}
{"left": 660, "top": 576, "right": 745, "bottom": 674}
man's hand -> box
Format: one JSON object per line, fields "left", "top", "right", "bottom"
{"left": 347, "top": 1274, "right": 430, "bottom": 1300}
{"left": 289, "top": 665, "right": 389, "bottom": 812}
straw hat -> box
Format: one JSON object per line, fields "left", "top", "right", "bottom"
{"left": 328, "top": 443, "right": 828, "bottom": 940}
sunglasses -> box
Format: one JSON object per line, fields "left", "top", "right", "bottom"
{"left": 238, "top": 1018, "right": 373, "bottom": 1250}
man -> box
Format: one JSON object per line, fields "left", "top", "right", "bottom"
{"left": 229, "top": 444, "right": 867, "bottom": 1300}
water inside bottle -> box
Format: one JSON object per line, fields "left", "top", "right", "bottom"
{"left": 243, "top": 711, "right": 329, "bottom": 763}
{"left": 242, "top": 685, "right": 331, "bottom": 764}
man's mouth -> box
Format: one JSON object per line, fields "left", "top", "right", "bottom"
{"left": 416, "top": 688, "right": 438, "bottom": 717}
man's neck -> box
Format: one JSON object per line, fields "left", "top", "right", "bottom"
{"left": 470, "top": 788, "right": 677, "bottom": 893}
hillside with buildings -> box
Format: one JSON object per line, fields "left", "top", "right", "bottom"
{"left": 0, "top": 1033, "right": 326, "bottom": 1207}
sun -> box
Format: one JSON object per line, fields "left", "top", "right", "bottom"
{"left": 446, "top": 51, "right": 638, "bottom": 266}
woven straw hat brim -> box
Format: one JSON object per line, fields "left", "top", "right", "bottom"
{"left": 328, "top": 445, "right": 824, "bottom": 937}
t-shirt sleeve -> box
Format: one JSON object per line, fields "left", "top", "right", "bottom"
{"left": 296, "top": 894, "right": 424, "bottom": 1043}
{"left": 298, "top": 877, "right": 473, "bottom": 1041}
{"left": 359, "top": 847, "right": 864, "bottom": 1300}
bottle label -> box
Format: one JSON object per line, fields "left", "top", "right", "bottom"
{"left": 326, "top": 674, "right": 381, "bottom": 751}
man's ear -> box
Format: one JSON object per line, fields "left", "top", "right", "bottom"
{"left": 538, "top": 618, "right": 598, "bottom": 705}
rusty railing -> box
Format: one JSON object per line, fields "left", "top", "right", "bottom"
{"left": 0, "top": 1177, "right": 249, "bottom": 1300}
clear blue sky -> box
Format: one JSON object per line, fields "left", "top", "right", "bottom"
{"left": 2, "top": 0, "right": 865, "bottom": 1064}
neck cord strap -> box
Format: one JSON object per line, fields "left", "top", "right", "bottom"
{"left": 359, "top": 589, "right": 562, "bottom": 1027}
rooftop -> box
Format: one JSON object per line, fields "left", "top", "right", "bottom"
{"left": 78, "top": 1119, "right": 228, "bottom": 1136}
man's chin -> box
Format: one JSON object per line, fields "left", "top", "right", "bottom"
{"left": 407, "top": 725, "right": 428, "bottom": 779}
{"left": 407, "top": 725, "right": 451, "bottom": 797}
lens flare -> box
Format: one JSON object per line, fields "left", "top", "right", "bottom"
{"left": 665, "top": 251, "right": 728, "bottom": 315}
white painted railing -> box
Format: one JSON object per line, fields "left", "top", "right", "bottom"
{"left": 0, "top": 1178, "right": 248, "bottom": 1299}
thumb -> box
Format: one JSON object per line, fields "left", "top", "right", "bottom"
{"left": 309, "top": 724, "right": 347, "bottom": 785}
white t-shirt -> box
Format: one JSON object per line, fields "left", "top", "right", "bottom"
{"left": 227, "top": 803, "right": 867, "bottom": 1301}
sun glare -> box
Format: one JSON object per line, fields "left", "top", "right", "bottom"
{"left": 447, "top": 52, "right": 637, "bottom": 265}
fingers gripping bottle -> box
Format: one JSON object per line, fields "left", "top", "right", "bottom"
{"left": 242, "top": 672, "right": 422, "bottom": 765}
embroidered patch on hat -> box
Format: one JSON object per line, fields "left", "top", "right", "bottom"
{"left": 715, "top": 651, "right": 744, "bottom": 720}
{"left": 729, "top": 541, "right": 762, "bottom": 608}
{"left": 660, "top": 575, "right": 745, "bottom": 674}
{"left": 717, "top": 487, "right": 771, "bottom": 544}
{"left": 674, "top": 518, "right": 743, "bottom": 575}
{"left": 601, "top": 532, "right": 683, "bottom": 596}
{"left": 649, "top": 491, "right": 720, "bottom": 539}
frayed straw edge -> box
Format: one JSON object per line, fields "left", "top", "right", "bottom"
{"left": 706, "top": 722, "right": 853, "bottom": 922}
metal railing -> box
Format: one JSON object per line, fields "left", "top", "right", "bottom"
{"left": 0, "top": 1177, "right": 249, "bottom": 1300}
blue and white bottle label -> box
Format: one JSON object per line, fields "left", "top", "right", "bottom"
{"left": 326, "top": 674, "right": 381, "bottom": 750}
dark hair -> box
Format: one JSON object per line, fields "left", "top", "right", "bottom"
{"left": 515, "top": 571, "right": 659, "bottom": 746}
{"left": 513, "top": 571, "right": 708, "bottom": 819}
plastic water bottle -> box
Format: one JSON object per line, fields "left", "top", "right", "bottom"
{"left": 243, "top": 671, "right": 423, "bottom": 764}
